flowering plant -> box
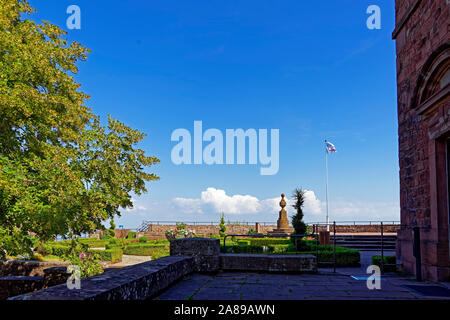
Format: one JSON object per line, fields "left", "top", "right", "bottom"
{"left": 165, "top": 224, "right": 196, "bottom": 241}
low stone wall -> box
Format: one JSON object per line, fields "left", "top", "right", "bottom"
{"left": 143, "top": 224, "right": 400, "bottom": 239}
{"left": 144, "top": 224, "right": 276, "bottom": 239}
{"left": 88, "top": 224, "right": 400, "bottom": 240}
{"left": 0, "top": 276, "right": 45, "bottom": 300}
{"left": 315, "top": 224, "right": 400, "bottom": 234}
{"left": 220, "top": 254, "right": 317, "bottom": 273}
{"left": 0, "top": 260, "right": 69, "bottom": 277}
{"left": 10, "top": 256, "right": 194, "bottom": 300}
{"left": 0, "top": 262, "right": 71, "bottom": 300}
{"left": 10, "top": 238, "right": 318, "bottom": 300}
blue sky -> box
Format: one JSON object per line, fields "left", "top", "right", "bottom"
{"left": 29, "top": 0, "right": 399, "bottom": 228}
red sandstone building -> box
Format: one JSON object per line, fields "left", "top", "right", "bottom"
{"left": 393, "top": 0, "right": 449, "bottom": 281}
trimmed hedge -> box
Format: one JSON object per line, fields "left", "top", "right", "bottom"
{"left": 246, "top": 238, "right": 291, "bottom": 246}
{"left": 89, "top": 248, "right": 123, "bottom": 263}
{"left": 126, "top": 231, "right": 137, "bottom": 239}
{"left": 37, "top": 244, "right": 123, "bottom": 263}
{"left": 222, "top": 245, "right": 264, "bottom": 254}
{"left": 372, "top": 255, "right": 396, "bottom": 272}
{"left": 123, "top": 243, "right": 169, "bottom": 258}
{"left": 220, "top": 241, "right": 360, "bottom": 267}
{"left": 315, "top": 249, "right": 360, "bottom": 267}
{"left": 105, "top": 243, "right": 123, "bottom": 250}
{"left": 138, "top": 236, "right": 148, "bottom": 243}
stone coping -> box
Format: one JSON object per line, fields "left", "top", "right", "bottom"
{"left": 220, "top": 254, "right": 317, "bottom": 273}
{"left": 0, "top": 260, "right": 70, "bottom": 277}
{"left": 10, "top": 256, "right": 194, "bottom": 300}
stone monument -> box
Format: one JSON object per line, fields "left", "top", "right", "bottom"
{"left": 268, "top": 193, "right": 294, "bottom": 235}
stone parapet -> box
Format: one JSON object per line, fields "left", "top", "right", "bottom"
{"left": 10, "top": 256, "right": 195, "bottom": 300}
{"left": 170, "top": 238, "right": 220, "bottom": 272}
{"left": 219, "top": 254, "right": 317, "bottom": 273}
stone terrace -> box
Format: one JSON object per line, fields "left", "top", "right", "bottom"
{"left": 155, "top": 270, "right": 450, "bottom": 300}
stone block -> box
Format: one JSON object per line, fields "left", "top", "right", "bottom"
{"left": 0, "top": 276, "right": 45, "bottom": 300}
{"left": 43, "top": 267, "right": 71, "bottom": 288}
{"left": 219, "top": 254, "right": 317, "bottom": 273}
{"left": 170, "top": 238, "right": 220, "bottom": 257}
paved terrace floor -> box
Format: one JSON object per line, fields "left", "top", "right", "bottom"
{"left": 155, "top": 251, "right": 450, "bottom": 300}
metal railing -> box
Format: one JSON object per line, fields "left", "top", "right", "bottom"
{"left": 306, "top": 220, "right": 401, "bottom": 226}
{"left": 136, "top": 220, "right": 401, "bottom": 232}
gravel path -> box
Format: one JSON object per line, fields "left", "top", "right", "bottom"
{"left": 110, "top": 255, "right": 151, "bottom": 267}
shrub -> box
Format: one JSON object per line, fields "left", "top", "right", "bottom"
{"left": 247, "top": 238, "right": 291, "bottom": 246}
{"left": 108, "top": 238, "right": 121, "bottom": 245}
{"left": 50, "top": 244, "right": 72, "bottom": 257}
{"left": 372, "top": 255, "right": 396, "bottom": 272}
{"left": 221, "top": 245, "right": 264, "bottom": 254}
{"left": 36, "top": 243, "right": 54, "bottom": 256}
{"left": 105, "top": 243, "right": 123, "bottom": 250}
{"left": 126, "top": 231, "right": 137, "bottom": 239}
{"left": 317, "top": 249, "right": 360, "bottom": 266}
{"left": 100, "top": 229, "right": 116, "bottom": 240}
{"left": 89, "top": 248, "right": 123, "bottom": 263}
{"left": 219, "top": 213, "right": 227, "bottom": 237}
{"left": 138, "top": 236, "right": 148, "bottom": 243}
{"left": 236, "top": 240, "right": 251, "bottom": 245}
{"left": 291, "top": 188, "right": 307, "bottom": 236}
{"left": 267, "top": 244, "right": 294, "bottom": 254}
{"left": 123, "top": 243, "right": 169, "bottom": 257}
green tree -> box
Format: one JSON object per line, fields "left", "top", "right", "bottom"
{"left": 219, "top": 213, "right": 227, "bottom": 237}
{"left": 0, "top": 0, "right": 160, "bottom": 259}
{"left": 291, "top": 188, "right": 307, "bottom": 236}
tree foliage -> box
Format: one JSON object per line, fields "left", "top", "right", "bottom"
{"left": 291, "top": 188, "right": 307, "bottom": 236}
{"left": 0, "top": 0, "right": 160, "bottom": 259}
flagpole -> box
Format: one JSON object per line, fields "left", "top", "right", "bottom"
{"left": 325, "top": 140, "right": 330, "bottom": 232}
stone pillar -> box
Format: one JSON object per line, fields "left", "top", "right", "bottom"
{"left": 170, "top": 238, "right": 220, "bottom": 272}
{"left": 255, "top": 223, "right": 261, "bottom": 234}
{"left": 277, "top": 193, "right": 290, "bottom": 230}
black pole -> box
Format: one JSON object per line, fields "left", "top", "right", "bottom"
{"left": 413, "top": 227, "right": 422, "bottom": 281}
{"left": 333, "top": 221, "right": 336, "bottom": 273}
{"left": 381, "top": 222, "right": 384, "bottom": 274}
{"left": 315, "top": 225, "right": 319, "bottom": 266}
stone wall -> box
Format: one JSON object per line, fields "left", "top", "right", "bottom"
{"left": 0, "top": 261, "right": 71, "bottom": 300}
{"left": 0, "top": 260, "right": 69, "bottom": 277}
{"left": 10, "top": 238, "right": 317, "bottom": 300}
{"left": 10, "top": 256, "right": 195, "bottom": 300}
{"left": 144, "top": 224, "right": 400, "bottom": 239}
{"left": 315, "top": 224, "right": 400, "bottom": 234}
{"left": 393, "top": 0, "right": 450, "bottom": 281}
{"left": 144, "top": 223, "right": 276, "bottom": 239}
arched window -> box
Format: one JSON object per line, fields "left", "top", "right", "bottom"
{"left": 420, "top": 58, "right": 450, "bottom": 103}
{"left": 411, "top": 43, "right": 450, "bottom": 108}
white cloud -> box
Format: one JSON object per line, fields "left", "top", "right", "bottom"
{"left": 171, "top": 187, "right": 323, "bottom": 217}
{"left": 124, "top": 198, "right": 147, "bottom": 212}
